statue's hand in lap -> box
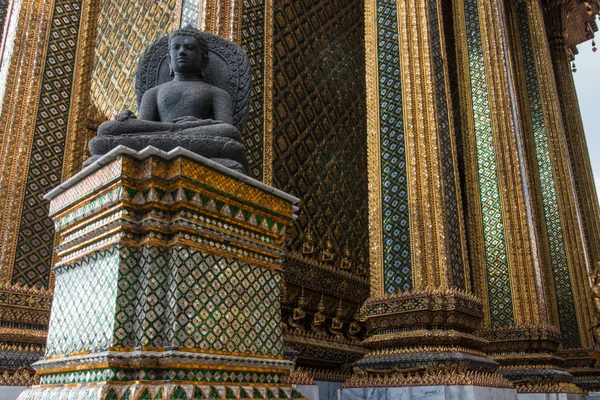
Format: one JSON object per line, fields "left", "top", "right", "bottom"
{"left": 171, "top": 116, "right": 219, "bottom": 125}
{"left": 115, "top": 110, "right": 137, "bottom": 121}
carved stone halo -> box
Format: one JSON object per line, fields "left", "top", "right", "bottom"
{"left": 134, "top": 30, "right": 251, "bottom": 132}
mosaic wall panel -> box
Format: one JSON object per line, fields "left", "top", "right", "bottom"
{"left": 516, "top": 3, "right": 580, "bottom": 348}
{"left": 427, "top": 0, "right": 465, "bottom": 290}
{"left": 46, "top": 247, "right": 120, "bottom": 355}
{"left": 181, "top": 0, "right": 201, "bottom": 27}
{"left": 376, "top": 0, "right": 411, "bottom": 293}
{"left": 463, "top": 0, "right": 514, "bottom": 327}
{"left": 239, "top": 0, "right": 266, "bottom": 180}
{"left": 46, "top": 245, "right": 283, "bottom": 357}
{"left": 10, "top": 0, "right": 83, "bottom": 288}
{"left": 272, "top": 0, "right": 369, "bottom": 271}
{"left": 90, "top": 0, "right": 176, "bottom": 119}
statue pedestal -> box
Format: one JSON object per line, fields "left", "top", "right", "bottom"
{"left": 18, "top": 146, "right": 306, "bottom": 400}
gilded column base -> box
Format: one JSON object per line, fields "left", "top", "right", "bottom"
{"left": 340, "top": 365, "right": 516, "bottom": 399}
{"left": 480, "top": 327, "right": 588, "bottom": 393}
{"left": 346, "top": 290, "right": 509, "bottom": 391}
{"left": 557, "top": 349, "right": 600, "bottom": 393}
{"left": 17, "top": 147, "right": 306, "bottom": 400}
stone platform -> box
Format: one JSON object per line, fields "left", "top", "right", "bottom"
{"left": 17, "top": 146, "right": 306, "bottom": 400}
{"left": 341, "top": 385, "right": 517, "bottom": 400}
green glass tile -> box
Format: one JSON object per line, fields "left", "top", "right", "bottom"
{"left": 516, "top": 2, "right": 580, "bottom": 348}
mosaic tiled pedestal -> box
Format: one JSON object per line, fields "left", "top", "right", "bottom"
{"left": 18, "top": 147, "right": 306, "bottom": 400}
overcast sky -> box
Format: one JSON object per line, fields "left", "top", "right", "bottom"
{"left": 573, "top": 44, "right": 600, "bottom": 201}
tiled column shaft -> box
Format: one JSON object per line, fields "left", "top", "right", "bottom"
{"left": 506, "top": 0, "right": 599, "bottom": 390}
{"left": 451, "top": 0, "right": 582, "bottom": 391}
{"left": 350, "top": 0, "right": 503, "bottom": 385}
{"left": 544, "top": 0, "right": 600, "bottom": 269}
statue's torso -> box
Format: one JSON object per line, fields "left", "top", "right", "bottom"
{"left": 153, "top": 80, "right": 213, "bottom": 122}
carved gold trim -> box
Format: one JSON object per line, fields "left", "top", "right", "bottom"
{"left": 37, "top": 363, "right": 290, "bottom": 375}
{"left": 0, "top": 368, "right": 39, "bottom": 386}
{"left": 343, "top": 366, "right": 514, "bottom": 389}
{"left": 365, "top": 0, "right": 383, "bottom": 297}
{"left": 0, "top": 327, "right": 47, "bottom": 344}
{"left": 262, "top": 0, "right": 273, "bottom": 185}
{"left": 515, "top": 380, "right": 583, "bottom": 394}
{"left": 46, "top": 347, "right": 284, "bottom": 361}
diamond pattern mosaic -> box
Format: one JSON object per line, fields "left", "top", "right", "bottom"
{"left": 377, "top": 0, "right": 411, "bottom": 293}
{"left": 46, "top": 245, "right": 283, "bottom": 356}
{"left": 516, "top": 2, "right": 580, "bottom": 348}
{"left": 11, "top": 0, "right": 83, "bottom": 288}
{"left": 46, "top": 248, "right": 120, "bottom": 356}
{"left": 463, "top": 0, "right": 514, "bottom": 327}
{"left": 90, "top": 0, "right": 175, "bottom": 119}
{"left": 181, "top": 0, "right": 200, "bottom": 27}
{"left": 428, "top": 0, "right": 465, "bottom": 290}
{"left": 239, "top": 0, "right": 266, "bottom": 180}
{"left": 272, "top": 0, "right": 369, "bottom": 270}
{"left": 41, "top": 368, "right": 283, "bottom": 385}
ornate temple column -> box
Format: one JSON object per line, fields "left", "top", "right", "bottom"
{"left": 342, "top": 0, "right": 513, "bottom": 396}
{"left": 0, "top": 0, "right": 86, "bottom": 386}
{"left": 544, "top": 0, "right": 600, "bottom": 268}
{"left": 505, "top": 0, "right": 599, "bottom": 391}
{"left": 450, "top": 0, "right": 584, "bottom": 394}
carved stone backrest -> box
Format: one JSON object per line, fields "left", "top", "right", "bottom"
{"left": 135, "top": 32, "right": 251, "bottom": 131}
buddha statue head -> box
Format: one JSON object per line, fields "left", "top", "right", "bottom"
{"left": 168, "top": 25, "right": 209, "bottom": 78}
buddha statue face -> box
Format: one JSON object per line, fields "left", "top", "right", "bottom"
{"left": 169, "top": 29, "right": 209, "bottom": 77}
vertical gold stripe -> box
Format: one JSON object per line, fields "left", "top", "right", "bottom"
{"left": 0, "top": 0, "right": 55, "bottom": 282}
{"left": 62, "top": 0, "right": 99, "bottom": 180}
{"left": 262, "top": 0, "right": 273, "bottom": 186}
{"left": 173, "top": 0, "right": 183, "bottom": 28}
{"left": 365, "top": 0, "right": 383, "bottom": 297}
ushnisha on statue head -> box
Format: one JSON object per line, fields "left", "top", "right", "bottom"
{"left": 85, "top": 26, "right": 251, "bottom": 175}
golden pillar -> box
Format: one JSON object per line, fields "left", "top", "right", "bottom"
{"left": 449, "top": 0, "right": 583, "bottom": 393}
{"left": 345, "top": 0, "right": 508, "bottom": 390}
{"left": 0, "top": 0, "right": 96, "bottom": 383}
{"left": 506, "top": 0, "right": 600, "bottom": 391}
{"left": 544, "top": 0, "right": 600, "bottom": 270}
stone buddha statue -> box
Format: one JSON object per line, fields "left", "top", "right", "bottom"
{"left": 86, "top": 26, "right": 250, "bottom": 174}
